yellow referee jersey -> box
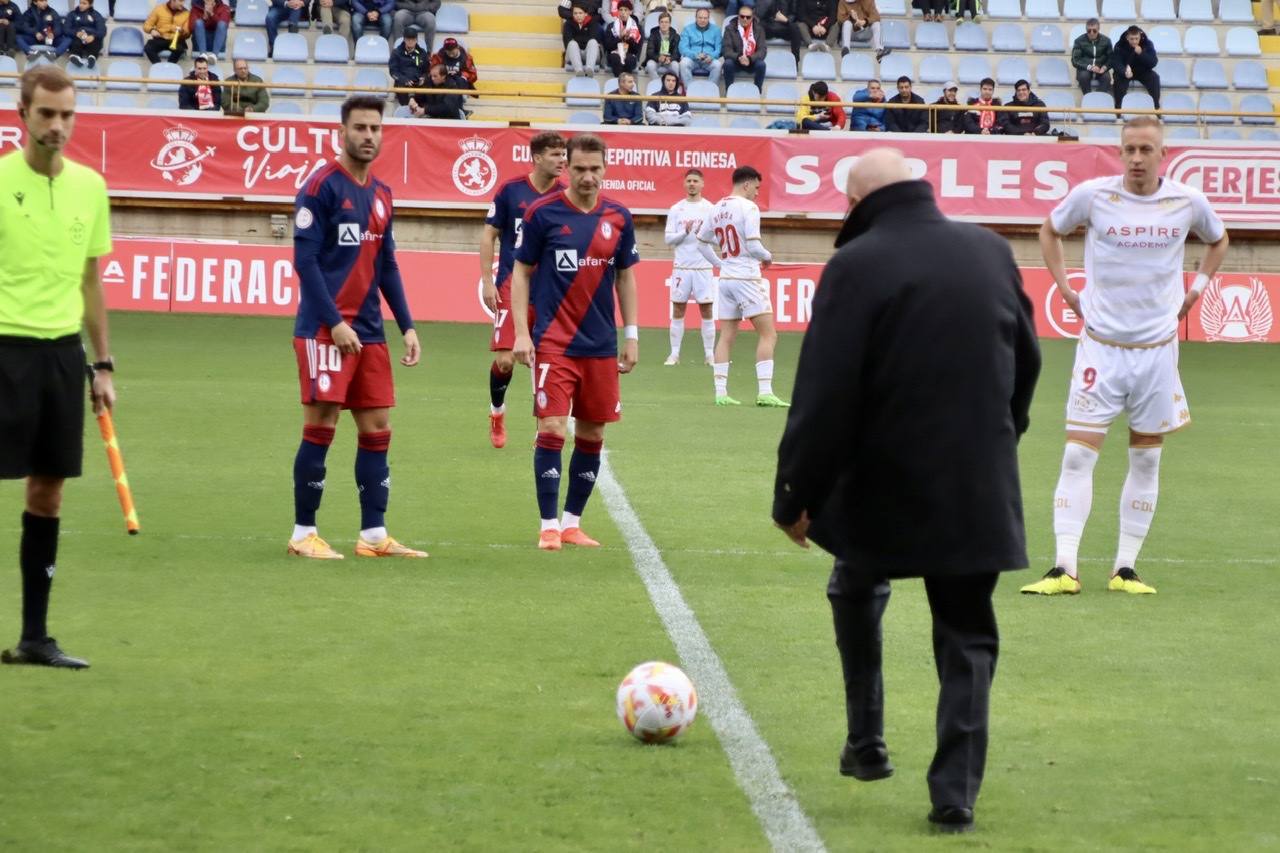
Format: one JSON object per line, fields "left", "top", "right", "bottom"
{"left": 0, "top": 150, "right": 112, "bottom": 339}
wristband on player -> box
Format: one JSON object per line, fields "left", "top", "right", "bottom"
{"left": 1190, "top": 273, "right": 1211, "bottom": 295}
{"left": 623, "top": 325, "right": 639, "bottom": 341}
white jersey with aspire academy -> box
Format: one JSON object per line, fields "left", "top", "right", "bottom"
{"left": 665, "top": 198, "right": 715, "bottom": 269}
{"left": 696, "top": 195, "right": 772, "bottom": 280}
{"left": 1050, "top": 175, "right": 1225, "bottom": 346}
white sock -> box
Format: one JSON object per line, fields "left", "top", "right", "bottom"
{"left": 292, "top": 524, "right": 317, "bottom": 542}
{"left": 701, "top": 319, "right": 716, "bottom": 358}
{"left": 1053, "top": 441, "right": 1100, "bottom": 577}
{"left": 1115, "top": 446, "right": 1162, "bottom": 572}
{"left": 669, "top": 317, "right": 684, "bottom": 357}
{"left": 561, "top": 512, "right": 581, "bottom": 530}
{"left": 490, "top": 403, "right": 505, "bottom": 416}
{"left": 361, "top": 526, "right": 387, "bottom": 542}
{"left": 714, "top": 362, "right": 730, "bottom": 397}
{"left": 756, "top": 359, "right": 774, "bottom": 396}
{"left": 541, "top": 517, "right": 560, "bottom": 532}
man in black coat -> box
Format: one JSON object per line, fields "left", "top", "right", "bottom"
{"left": 772, "top": 148, "right": 1040, "bottom": 834}
{"left": 883, "top": 75, "right": 927, "bottom": 133}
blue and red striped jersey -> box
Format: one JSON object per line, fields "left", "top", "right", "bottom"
{"left": 485, "top": 176, "right": 565, "bottom": 289}
{"left": 514, "top": 192, "right": 639, "bottom": 358}
{"left": 292, "top": 162, "right": 413, "bottom": 343}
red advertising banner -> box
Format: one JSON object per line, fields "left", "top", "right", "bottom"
{"left": 100, "top": 238, "right": 1280, "bottom": 343}
{"left": 2, "top": 109, "right": 1277, "bottom": 226}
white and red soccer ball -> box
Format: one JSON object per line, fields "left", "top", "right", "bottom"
{"left": 615, "top": 661, "right": 698, "bottom": 744}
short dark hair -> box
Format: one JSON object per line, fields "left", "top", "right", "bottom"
{"left": 658, "top": 10, "right": 670, "bottom": 19}
{"left": 341, "top": 95, "right": 385, "bottom": 125}
{"left": 684, "top": 168, "right": 704, "bottom": 178}
{"left": 1124, "top": 24, "right": 1144, "bottom": 38}
{"left": 1085, "top": 16, "right": 1100, "bottom": 26}
{"left": 566, "top": 132, "right": 607, "bottom": 165}
{"left": 530, "top": 131, "right": 567, "bottom": 157}
{"left": 732, "top": 165, "right": 762, "bottom": 184}
{"left": 867, "top": 78, "right": 881, "bottom": 86}
{"left": 19, "top": 65, "right": 73, "bottom": 108}
{"left": 896, "top": 75, "right": 911, "bottom": 85}
{"left": 194, "top": 55, "right": 208, "bottom": 65}
{"left": 809, "top": 81, "right": 828, "bottom": 97}
{"left": 1014, "top": 78, "right": 1030, "bottom": 89}
{"left": 980, "top": 77, "right": 995, "bottom": 88}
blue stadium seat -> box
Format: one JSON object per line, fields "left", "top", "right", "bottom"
{"left": 1183, "top": 26, "right": 1219, "bottom": 57}
{"left": 272, "top": 33, "right": 308, "bottom": 62}
{"left": 725, "top": 81, "right": 762, "bottom": 112}
{"left": 986, "top": 0, "right": 1021, "bottom": 19}
{"left": 799, "top": 51, "right": 834, "bottom": 80}
{"left": 1041, "top": 88, "right": 1074, "bottom": 121}
{"left": 437, "top": 4, "right": 469, "bottom": 33}
{"left": 954, "top": 23, "right": 988, "bottom": 50}
{"left": 1165, "top": 125, "right": 1200, "bottom": 138}
{"left": 915, "top": 21, "right": 950, "bottom": 49}
{"left": 729, "top": 116, "right": 762, "bottom": 129}
{"left": 1219, "top": 0, "right": 1255, "bottom": 20}
{"left": 269, "top": 101, "right": 306, "bottom": 114}
{"left": 996, "top": 57, "right": 1030, "bottom": 85}
{"left": 681, "top": 0, "right": 712, "bottom": 7}
{"left": 353, "top": 67, "right": 388, "bottom": 92}
{"left": 1239, "top": 94, "right": 1276, "bottom": 125}
{"left": 270, "top": 65, "right": 307, "bottom": 97}
{"left": 568, "top": 111, "right": 598, "bottom": 124}
{"left": 1035, "top": 57, "right": 1071, "bottom": 87}
{"left": 147, "top": 61, "right": 183, "bottom": 93}
{"left": 766, "top": 51, "right": 798, "bottom": 78}
{"left": 1107, "top": 24, "right": 1127, "bottom": 44}
{"left": 565, "top": 77, "right": 601, "bottom": 107}
{"left": 602, "top": 77, "right": 620, "bottom": 94}
{"left": 312, "top": 66, "right": 349, "bottom": 97}
{"left": 1121, "top": 91, "right": 1154, "bottom": 119}
{"left": 1207, "top": 127, "right": 1242, "bottom": 139}
{"left": 107, "top": 26, "right": 145, "bottom": 57}
{"left": 689, "top": 114, "right": 720, "bottom": 127}
{"left": 1198, "top": 92, "right": 1234, "bottom": 124}
{"left": 232, "top": 32, "right": 269, "bottom": 61}
{"left": 1233, "top": 61, "right": 1270, "bottom": 91}
{"left": 1250, "top": 128, "right": 1280, "bottom": 140}
{"left": 1099, "top": 0, "right": 1134, "bottom": 18}
{"left": 1060, "top": 0, "right": 1094, "bottom": 17}
{"left": 1147, "top": 25, "right": 1182, "bottom": 56}
{"left": 687, "top": 78, "right": 720, "bottom": 110}
{"left": 879, "top": 53, "right": 913, "bottom": 82}
{"left": 878, "top": 0, "right": 907, "bottom": 14}
{"left": 881, "top": 20, "right": 910, "bottom": 49}
{"left": 0, "top": 55, "right": 17, "bottom": 80}
{"left": 235, "top": 0, "right": 269, "bottom": 27}
{"left": 1030, "top": 24, "right": 1064, "bottom": 53}
{"left": 144, "top": 95, "right": 172, "bottom": 109}
{"left": 1159, "top": 58, "right": 1188, "bottom": 88}
{"left": 113, "top": 0, "right": 150, "bottom": 21}
{"left": 391, "top": 105, "right": 412, "bottom": 117}
{"left": 1081, "top": 90, "right": 1115, "bottom": 121}
{"left": 314, "top": 34, "right": 351, "bottom": 63}
{"left": 1177, "top": 0, "right": 1213, "bottom": 20}
{"left": 105, "top": 60, "right": 143, "bottom": 91}
{"left": 991, "top": 24, "right": 1025, "bottom": 51}
{"left": 840, "top": 52, "right": 876, "bottom": 81}
{"left": 645, "top": 78, "right": 662, "bottom": 95}
{"left": 1025, "top": 0, "right": 1059, "bottom": 17}
{"left": 764, "top": 81, "right": 797, "bottom": 113}
{"left": 1160, "top": 92, "right": 1196, "bottom": 122}
{"left": 1225, "top": 28, "right": 1262, "bottom": 57}
{"left": 957, "top": 55, "right": 992, "bottom": 84}
{"left": 918, "top": 55, "right": 953, "bottom": 83}
{"left": 103, "top": 93, "right": 139, "bottom": 107}
{"left": 1191, "top": 59, "right": 1228, "bottom": 89}
{"left": 1139, "top": 0, "right": 1176, "bottom": 19}
{"left": 311, "top": 101, "right": 342, "bottom": 116}
{"left": 354, "top": 35, "right": 391, "bottom": 64}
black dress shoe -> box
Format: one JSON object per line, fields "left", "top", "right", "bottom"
{"left": 928, "top": 806, "right": 975, "bottom": 834}
{"left": 838, "top": 739, "right": 894, "bottom": 781}
{"left": 1, "top": 637, "right": 90, "bottom": 669}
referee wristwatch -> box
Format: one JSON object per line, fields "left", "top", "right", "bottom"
{"left": 91, "top": 358, "right": 115, "bottom": 372}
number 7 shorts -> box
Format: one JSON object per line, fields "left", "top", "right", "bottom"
{"left": 531, "top": 351, "right": 621, "bottom": 423}
{"left": 295, "top": 334, "right": 395, "bottom": 410}
{"left": 1065, "top": 331, "right": 1189, "bottom": 436}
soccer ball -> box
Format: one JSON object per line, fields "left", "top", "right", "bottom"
{"left": 615, "top": 661, "right": 698, "bottom": 744}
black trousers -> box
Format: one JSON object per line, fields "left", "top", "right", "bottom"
{"left": 1113, "top": 67, "right": 1160, "bottom": 110}
{"left": 827, "top": 562, "right": 1000, "bottom": 810}
{"left": 1077, "top": 67, "right": 1111, "bottom": 96}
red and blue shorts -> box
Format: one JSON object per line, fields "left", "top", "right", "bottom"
{"left": 531, "top": 351, "right": 621, "bottom": 423}
{"left": 294, "top": 334, "right": 395, "bottom": 410}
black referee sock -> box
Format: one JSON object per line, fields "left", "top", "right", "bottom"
{"left": 20, "top": 512, "right": 59, "bottom": 643}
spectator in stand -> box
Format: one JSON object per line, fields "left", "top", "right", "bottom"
{"left": 1003, "top": 79, "right": 1048, "bottom": 135}
{"left": 564, "top": 4, "right": 604, "bottom": 76}
{"left": 644, "top": 10, "right": 680, "bottom": 79}
{"left": 883, "top": 74, "right": 926, "bottom": 132}
{"left": 964, "top": 77, "right": 1005, "bottom": 134}
{"left": 849, "top": 78, "right": 886, "bottom": 131}
{"left": 932, "top": 80, "right": 963, "bottom": 132}
{"left": 723, "top": 5, "right": 767, "bottom": 89}
{"left": 432, "top": 36, "right": 477, "bottom": 89}
{"left": 18, "top": 0, "right": 69, "bottom": 60}
{"left": 312, "top": 0, "right": 352, "bottom": 35}
{"left": 64, "top": 0, "right": 105, "bottom": 68}
{"left": 389, "top": 23, "right": 429, "bottom": 105}
{"left": 1260, "top": 0, "right": 1277, "bottom": 35}
{"left": 1071, "top": 17, "right": 1111, "bottom": 96}
{"left": 954, "top": 0, "right": 979, "bottom": 21}
{"left": 266, "top": 0, "right": 307, "bottom": 54}
{"left": 559, "top": 0, "right": 599, "bottom": 39}
{"left": 1110, "top": 24, "right": 1159, "bottom": 110}
{"left": 351, "top": 0, "right": 393, "bottom": 40}
{"left": 0, "top": 0, "right": 18, "bottom": 58}
{"left": 190, "top": 0, "right": 231, "bottom": 60}
{"left": 179, "top": 54, "right": 222, "bottom": 110}
{"left": 410, "top": 61, "right": 465, "bottom": 117}
{"left": 919, "top": 0, "right": 946, "bottom": 21}
{"left": 142, "top": 0, "right": 189, "bottom": 63}
{"left": 646, "top": 69, "right": 692, "bottom": 124}
{"left": 755, "top": 0, "right": 801, "bottom": 60}
{"left": 795, "top": 0, "right": 837, "bottom": 53}
{"left": 796, "top": 80, "right": 845, "bottom": 129}
{"left": 678, "top": 7, "right": 723, "bottom": 87}
{"left": 604, "top": 70, "right": 644, "bottom": 123}
{"left": 392, "top": 0, "right": 437, "bottom": 46}
{"left": 604, "top": 0, "right": 642, "bottom": 76}
{"left": 223, "top": 57, "right": 270, "bottom": 114}
{"left": 837, "top": 0, "right": 890, "bottom": 62}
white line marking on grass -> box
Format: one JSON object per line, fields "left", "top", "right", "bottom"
{"left": 597, "top": 451, "right": 827, "bottom": 853}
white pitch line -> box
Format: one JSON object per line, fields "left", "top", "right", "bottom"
{"left": 597, "top": 451, "right": 827, "bottom": 853}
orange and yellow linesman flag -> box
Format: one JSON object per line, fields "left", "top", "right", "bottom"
{"left": 97, "top": 411, "right": 139, "bottom": 535}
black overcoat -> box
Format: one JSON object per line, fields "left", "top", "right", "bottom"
{"left": 772, "top": 180, "right": 1041, "bottom": 579}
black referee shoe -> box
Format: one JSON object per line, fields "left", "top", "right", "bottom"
{"left": 1, "top": 637, "right": 90, "bottom": 669}
{"left": 839, "top": 739, "right": 894, "bottom": 781}
{"left": 928, "top": 806, "right": 975, "bottom": 834}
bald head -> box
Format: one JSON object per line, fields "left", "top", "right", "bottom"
{"left": 846, "top": 148, "right": 914, "bottom": 207}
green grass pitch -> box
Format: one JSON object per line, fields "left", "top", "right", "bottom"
{"left": 1, "top": 313, "right": 1278, "bottom": 851}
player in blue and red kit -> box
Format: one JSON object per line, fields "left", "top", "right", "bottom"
{"left": 511, "top": 133, "right": 640, "bottom": 551}
{"left": 287, "top": 96, "right": 427, "bottom": 561}
{"left": 478, "top": 131, "right": 566, "bottom": 449}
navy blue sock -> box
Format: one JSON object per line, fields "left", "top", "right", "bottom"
{"left": 20, "top": 512, "right": 59, "bottom": 642}
{"left": 534, "top": 433, "right": 564, "bottom": 522}
{"left": 293, "top": 425, "right": 334, "bottom": 526}
{"left": 356, "top": 430, "right": 391, "bottom": 531}
{"left": 490, "top": 361, "right": 512, "bottom": 409}
{"left": 564, "top": 437, "right": 603, "bottom": 517}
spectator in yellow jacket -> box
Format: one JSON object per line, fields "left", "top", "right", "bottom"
{"left": 143, "top": 0, "right": 190, "bottom": 63}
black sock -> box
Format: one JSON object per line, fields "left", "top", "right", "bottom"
{"left": 490, "top": 362, "right": 512, "bottom": 409}
{"left": 20, "top": 512, "right": 59, "bottom": 642}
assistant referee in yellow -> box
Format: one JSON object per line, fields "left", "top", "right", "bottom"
{"left": 1, "top": 66, "right": 116, "bottom": 670}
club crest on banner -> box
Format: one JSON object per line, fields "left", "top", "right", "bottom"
{"left": 1199, "top": 276, "right": 1274, "bottom": 342}
{"left": 149, "top": 125, "right": 216, "bottom": 186}
{"left": 453, "top": 135, "right": 498, "bottom": 197}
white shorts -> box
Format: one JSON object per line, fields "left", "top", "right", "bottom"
{"left": 1065, "top": 331, "right": 1190, "bottom": 435}
{"left": 717, "top": 277, "right": 772, "bottom": 321}
{"left": 670, "top": 268, "right": 715, "bottom": 304}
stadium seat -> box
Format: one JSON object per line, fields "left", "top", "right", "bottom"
{"left": 269, "top": 65, "right": 307, "bottom": 97}
{"left": 800, "top": 51, "right": 835, "bottom": 80}
{"left": 1233, "top": 61, "right": 1269, "bottom": 91}
{"left": 881, "top": 20, "right": 910, "bottom": 49}
{"left": 986, "top": 0, "right": 1021, "bottom": 19}
{"left": 25, "top": 52, "right": 54, "bottom": 69}
{"left": 915, "top": 21, "right": 950, "bottom": 49}
{"left": 568, "top": 111, "right": 598, "bottom": 124}
{"left": 113, "top": 0, "right": 150, "bottom": 21}
{"left": 390, "top": 105, "right": 411, "bottom": 118}
{"left": 1160, "top": 91, "right": 1196, "bottom": 123}
{"left": 645, "top": 78, "right": 662, "bottom": 95}
{"left": 269, "top": 101, "right": 305, "bottom": 114}
{"left": 272, "top": 33, "right": 308, "bottom": 62}
{"left": 1121, "top": 91, "right": 1154, "bottom": 119}
{"left": 879, "top": 53, "right": 913, "bottom": 82}
{"left": 311, "top": 101, "right": 343, "bottom": 116}
{"left": 232, "top": 32, "right": 269, "bottom": 61}
{"left": 1147, "top": 26, "right": 1182, "bottom": 56}
{"left": 1025, "top": 0, "right": 1059, "bottom": 17}
{"left": 353, "top": 67, "right": 388, "bottom": 93}
{"left": 687, "top": 78, "right": 720, "bottom": 110}
{"left": 1159, "top": 59, "right": 1188, "bottom": 89}
{"left": 74, "top": 92, "right": 95, "bottom": 107}
{"left": 602, "top": 77, "right": 620, "bottom": 95}
{"left": 689, "top": 114, "right": 720, "bottom": 127}
{"left": 1060, "top": 0, "right": 1094, "bottom": 18}
{"left": 1030, "top": 25, "right": 1064, "bottom": 53}
{"left": 145, "top": 95, "right": 173, "bottom": 109}
{"left": 1225, "top": 28, "right": 1262, "bottom": 57}
{"left": 1191, "top": 59, "right": 1228, "bottom": 89}
{"left": 0, "top": 55, "right": 16, "bottom": 80}
{"left": 312, "top": 66, "right": 349, "bottom": 97}
{"left": 1183, "top": 27, "right": 1219, "bottom": 57}
{"left": 996, "top": 57, "right": 1030, "bottom": 85}
{"left": 314, "top": 34, "right": 351, "bottom": 63}
{"left": 146, "top": 61, "right": 183, "bottom": 93}
{"left": 235, "top": 0, "right": 269, "bottom": 27}
{"left": 565, "top": 76, "right": 601, "bottom": 107}
{"left": 1165, "top": 125, "right": 1200, "bottom": 138}
{"left": 68, "top": 56, "right": 98, "bottom": 84}
{"left": 1107, "top": 24, "right": 1127, "bottom": 44}
{"left": 766, "top": 51, "right": 797, "bottom": 78}
{"left": 729, "top": 115, "right": 762, "bottom": 129}
{"left": 1099, "top": 0, "right": 1134, "bottom": 18}
{"left": 1041, "top": 88, "right": 1074, "bottom": 121}
{"left": 107, "top": 26, "right": 145, "bottom": 57}
{"left": 354, "top": 35, "right": 391, "bottom": 64}
{"left": 104, "top": 60, "right": 143, "bottom": 91}
{"left": 765, "top": 81, "right": 798, "bottom": 113}
{"left": 878, "top": 0, "right": 907, "bottom": 14}
{"left": 840, "top": 52, "right": 876, "bottom": 81}
{"left": 1219, "top": 0, "right": 1256, "bottom": 22}
{"left": 725, "top": 81, "right": 762, "bottom": 112}
{"left": 1239, "top": 94, "right": 1277, "bottom": 125}
{"left": 1198, "top": 92, "right": 1234, "bottom": 124}
{"left": 1139, "top": 0, "right": 1176, "bottom": 20}
{"left": 1250, "top": 128, "right": 1280, "bottom": 140}
{"left": 1177, "top": 0, "right": 1213, "bottom": 20}
{"left": 1036, "top": 57, "right": 1071, "bottom": 87}
{"left": 436, "top": 4, "right": 469, "bottom": 33}
{"left": 957, "top": 55, "right": 992, "bottom": 84}
{"left": 681, "top": 0, "right": 712, "bottom": 7}
{"left": 918, "top": 55, "right": 953, "bottom": 84}
{"left": 954, "top": 23, "right": 988, "bottom": 51}
{"left": 991, "top": 24, "right": 1025, "bottom": 52}
{"left": 103, "top": 93, "right": 138, "bottom": 107}
{"left": 1081, "top": 91, "right": 1116, "bottom": 121}
{"left": 1208, "top": 127, "right": 1242, "bottom": 139}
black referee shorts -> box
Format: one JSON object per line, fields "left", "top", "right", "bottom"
{"left": 0, "top": 334, "right": 86, "bottom": 480}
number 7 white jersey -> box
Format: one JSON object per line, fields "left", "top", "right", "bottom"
{"left": 696, "top": 195, "right": 772, "bottom": 280}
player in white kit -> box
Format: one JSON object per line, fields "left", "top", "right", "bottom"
{"left": 663, "top": 169, "right": 717, "bottom": 366}
{"left": 696, "top": 165, "right": 789, "bottom": 407}
{"left": 1023, "top": 117, "right": 1229, "bottom": 596}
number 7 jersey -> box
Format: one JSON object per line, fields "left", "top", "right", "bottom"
{"left": 696, "top": 195, "right": 771, "bottom": 280}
